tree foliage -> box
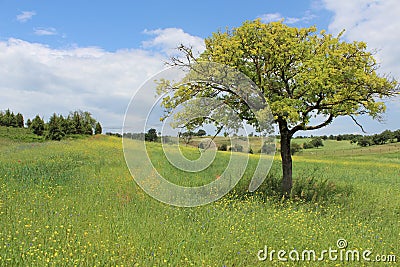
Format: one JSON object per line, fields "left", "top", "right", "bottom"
{"left": 0, "top": 109, "right": 100, "bottom": 140}
{"left": 46, "top": 113, "right": 65, "bottom": 141}
{"left": 0, "top": 109, "right": 24, "bottom": 128}
{"left": 30, "top": 115, "right": 45, "bottom": 136}
{"left": 145, "top": 128, "right": 158, "bottom": 142}
{"left": 290, "top": 142, "right": 302, "bottom": 155}
{"left": 180, "top": 131, "right": 194, "bottom": 145}
{"left": 196, "top": 129, "right": 207, "bottom": 136}
{"left": 159, "top": 20, "right": 399, "bottom": 195}
{"left": 95, "top": 122, "right": 102, "bottom": 135}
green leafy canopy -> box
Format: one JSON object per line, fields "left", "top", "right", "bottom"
{"left": 159, "top": 20, "right": 399, "bottom": 135}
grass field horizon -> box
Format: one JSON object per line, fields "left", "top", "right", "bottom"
{"left": 0, "top": 129, "right": 399, "bottom": 266}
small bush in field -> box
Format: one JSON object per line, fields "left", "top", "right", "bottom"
{"left": 218, "top": 143, "right": 227, "bottom": 151}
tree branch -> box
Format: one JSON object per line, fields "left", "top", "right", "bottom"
{"left": 206, "top": 125, "right": 224, "bottom": 150}
{"left": 349, "top": 115, "right": 367, "bottom": 133}
{"left": 290, "top": 113, "right": 334, "bottom": 135}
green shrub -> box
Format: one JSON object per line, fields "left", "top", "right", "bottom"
{"left": 261, "top": 142, "right": 275, "bottom": 154}
{"left": 303, "top": 141, "right": 314, "bottom": 149}
{"left": 290, "top": 142, "right": 302, "bottom": 155}
{"left": 218, "top": 143, "right": 227, "bottom": 151}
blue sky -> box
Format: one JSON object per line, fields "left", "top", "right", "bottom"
{"left": 0, "top": 0, "right": 399, "bottom": 135}
{"left": 0, "top": 1, "right": 330, "bottom": 50}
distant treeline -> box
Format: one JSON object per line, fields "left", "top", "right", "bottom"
{"left": 0, "top": 109, "right": 102, "bottom": 141}
{"left": 121, "top": 132, "right": 144, "bottom": 140}
{"left": 109, "top": 127, "right": 400, "bottom": 149}
{"left": 121, "top": 130, "right": 173, "bottom": 143}
{"left": 296, "top": 129, "right": 400, "bottom": 147}
{"left": 0, "top": 109, "right": 24, "bottom": 128}
{"left": 121, "top": 128, "right": 207, "bottom": 142}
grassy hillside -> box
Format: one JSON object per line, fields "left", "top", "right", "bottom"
{"left": 0, "top": 135, "right": 398, "bottom": 266}
{"left": 0, "top": 126, "right": 44, "bottom": 143}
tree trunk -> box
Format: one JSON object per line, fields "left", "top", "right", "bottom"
{"left": 278, "top": 120, "right": 293, "bottom": 197}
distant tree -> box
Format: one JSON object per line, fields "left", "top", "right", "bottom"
{"left": 26, "top": 118, "right": 32, "bottom": 128}
{"left": 290, "top": 142, "right": 302, "bottom": 155}
{"left": 82, "top": 111, "right": 96, "bottom": 135}
{"left": 198, "top": 142, "right": 205, "bottom": 149}
{"left": 218, "top": 143, "right": 227, "bottom": 151}
{"left": 230, "top": 143, "right": 243, "bottom": 152}
{"left": 16, "top": 113, "right": 24, "bottom": 128}
{"left": 2, "top": 109, "right": 15, "bottom": 127}
{"left": 30, "top": 115, "right": 45, "bottom": 136}
{"left": 196, "top": 129, "right": 207, "bottom": 136}
{"left": 350, "top": 137, "right": 359, "bottom": 144}
{"left": 145, "top": 128, "right": 158, "bottom": 142}
{"left": 372, "top": 134, "right": 386, "bottom": 145}
{"left": 357, "top": 136, "right": 373, "bottom": 147}
{"left": 180, "top": 131, "right": 194, "bottom": 145}
{"left": 380, "top": 130, "right": 394, "bottom": 143}
{"left": 0, "top": 109, "right": 24, "bottom": 127}
{"left": 95, "top": 122, "right": 102, "bottom": 134}
{"left": 261, "top": 142, "right": 275, "bottom": 154}
{"left": 394, "top": 129, "right": 400, "bottom": 142}
{"left": 71, "top": 111, "right": 83, "bottom": 134}
{"left": 106, "top": 132, "right": 122, "bottom": 137}
{"left": 303, "top": 142, "right": 315, "bottom": 149}
{"left": 63, "top": 115, "right": 76, "bottom": 135}
{"left": 310, "top": 137, "right": 324, "bottom": 148}
{"left": 69, "top": 110, "right": 96, "bottom": 135}
{"left": 58, "top": 115, "right": 68, "bottom": 135}
{"left": 46, "top": 113, "right": 65, "bottom": 141}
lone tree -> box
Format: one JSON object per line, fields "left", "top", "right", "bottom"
{"left": 145, "top": 128, "right": 158, "bottom": 142}
{"left": 95, "top": 122, "right": 102, "bottom": 135}
{"left": 180, "top": 131, "right": 195, "bottom": 146}
{"left": 196, "top": 129, "right": 207, "bottom": 137}
{"left": 160, "top": 20, "right": 398, "bottom": 195}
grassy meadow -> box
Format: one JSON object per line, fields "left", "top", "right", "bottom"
{"left": 0, "top": 129, "right": 399, "bottom": 266}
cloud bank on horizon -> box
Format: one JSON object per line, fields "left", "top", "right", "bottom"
{"left": 0, "top": 28, "right": 202, "bottom": 131}
{"left": 1, "top": 1, "right": 399, "bottom": 134}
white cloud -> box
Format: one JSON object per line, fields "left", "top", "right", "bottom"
{"left": 16, "top": 11, "right": 36, "bottom": 23}
{"left": 259, "top": 12, "right": 315, "bottom": 25}
{"left": 142, "top": 28, "right": 205, "bottom": 57}
{"left": 0, "top": 38, "right": 167, "bottom": 131}
{"left": 322, "top": 0, "right": 400, "bottom": 76}
{"left": 259, "top": 13, "right": 284, "bottom": 23}
{"left": 319, "top": 0, "right": 400, "bottom": 131}
{"left": 0, "top": 28, "right": 205, "bottom": 132}
{"left": 34, "top": 27, "right": 58, "bottom": 36}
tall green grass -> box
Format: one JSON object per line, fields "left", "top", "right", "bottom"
{"left": 0, "top": 136, "right": 398, "bottom": 266}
